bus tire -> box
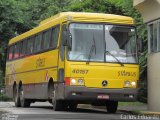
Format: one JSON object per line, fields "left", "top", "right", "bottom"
{"left": 14, "top": 86, "right": 21, "bottom": 107}
{"left": 106, "top": 101, "right": 118, "bottom": 113}
{"left": 19, "top": 86, "right": 30, "bottom": 107}
{"left": 52, "top": 89, "right": 65, "bottom": 111}
{"left": 52, "top": 99, "right": 63, "bottom": 111}
{"left": 68, "top": 103, "right": 77, "bottom": 111}
{"left": 48, "top": 80, "right": 54, "bottom": 100}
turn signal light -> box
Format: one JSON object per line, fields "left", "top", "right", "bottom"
{"left": 65, "top": 77, "right": 70, "bottom": 85}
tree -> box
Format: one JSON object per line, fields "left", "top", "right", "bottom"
{"left": 0, "top": 0, "right": 36, "bottom": 86}
{"left": 69, "top": 0, "right": 123, "bottom": 14}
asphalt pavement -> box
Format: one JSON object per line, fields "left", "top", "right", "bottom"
{"left": 0, "top": 102, "right": 158, "bottom": 120}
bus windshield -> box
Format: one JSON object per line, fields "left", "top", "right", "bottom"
{"left": 68, "top": 23, "right": 137, "bottom": 64}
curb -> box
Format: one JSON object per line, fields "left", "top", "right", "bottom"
{"left": 139, "top": 111, "right": 160, "bottom": 116}
{"left": 86, "top": 104, "right": 160, "bottom": 116}
{"left": 119, "top": 109, "right": 160, "bottom": 116}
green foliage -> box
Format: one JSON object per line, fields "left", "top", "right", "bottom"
{"left": 0, "top": 0, "right": 36, "bottom": 41}
{"left": 23, "top": 0, "right": 73, "bottom": 22}
{"left": 0, "top": 93, "right": 11, "bottom": 101}
{"left": 69, "top": 0, "right": 124, "bottom": 14}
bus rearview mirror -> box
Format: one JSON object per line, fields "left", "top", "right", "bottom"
{"left": 63, "top": 35, "right": 72, "bottom": 48}
{"left": 67, "top": 34, "right": 72, "bottom": 48}
{"left": 137, "top": 38, "right": 144, "bottom": 53}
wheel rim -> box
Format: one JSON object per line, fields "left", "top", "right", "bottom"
{"left": 20, "top": 89, "right": 24, "bottom": 106}
{"left": 15, "top": 89, "right": 19, "bottom": 103}
{"left": 52, "top": 90, "right": 56, "bottom": 109}
{"left": 15, "top": 91, "right": 18, "bottom": 103}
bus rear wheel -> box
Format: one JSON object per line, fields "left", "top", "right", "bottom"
{"left": 19, "top": 87, "right": 30, "bottom": 107}
{"left": 106, "top": 101, "right": 118, "bottom": 113}
{"left": 13, "top": 87, "right": 21, "bottom": 107}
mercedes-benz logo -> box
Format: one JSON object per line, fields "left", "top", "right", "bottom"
{"left": 102, "top": 80, "right": 108, "bottom": 87}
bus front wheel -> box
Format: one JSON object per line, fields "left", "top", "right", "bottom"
{"left": 68, "top": 102, "right": 77, "bottom": 111}
{"left": 52, "top": 99, "right": 64, "bottom": 111}
{"left": 52, "top": 90, "right": 63, "bottom": 111}
{"left": 106, "top": 101, "right": 118, "bottom": 113}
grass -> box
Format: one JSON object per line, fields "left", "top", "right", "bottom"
{"left": 119, "top": 102, "right": 146, "bottom": 106}
{"left": 0, "top": 94, "right": 12, "bottom": 101}
{"left": 0, "top": 110, "right": 7, "bottom": 116}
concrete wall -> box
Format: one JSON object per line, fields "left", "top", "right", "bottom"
{"left": 134, "top": 0, "right": 160, "bottom": 112}
{"left": 133, "top": 0, "right": 145, "bottom": 6}
{"left": 134, "top": 0, "right": 160, "bottom": 23}
{"left": 148, "top": 53, "right": 160, "bottom": 111}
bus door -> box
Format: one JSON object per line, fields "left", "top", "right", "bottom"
{"left": 56, "top": 23, "right": 68, "bottom": 99}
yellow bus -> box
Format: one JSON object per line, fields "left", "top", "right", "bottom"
{"left": 5, "top": 12, "right": 139, "bottom": 113}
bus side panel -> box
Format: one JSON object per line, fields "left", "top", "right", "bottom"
{"left": 5, "top": 62, "right": 16, "bottom": 98}
{"left": 23, "top": 49, "right": 59, "bottom": 99}
{"left": 5, "top": 50, "right": 59, "bottom": 100}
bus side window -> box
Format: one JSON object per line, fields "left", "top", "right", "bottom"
{"left": 11, "top": 45, "right": 15, "bottom": 60}
{"left": 27, "top": 37, "right": 34, "bottom": 55}
{"left": 50, "top": 26, "right": 60, "bottom": 49}
{"left": 19, "top": 41, "right": 23, "bottom": 57}
{"left": 43, "top": 30, "right": 51, "bottom": 50}
{"left": 22, "top": 39, "right": 27, "bottom": 56}
{"left": 14, "top": 43, "right": 20, "bottom": 59}
{"left": 60, "top": 24, "right": 67, "bottom": 61}
{"left": 6, "top": 48, "right": 9, "bottom": 61}
{"left": 34, "top": 33, "right": 42, "bottom": 53}
{"left": 8, "top": 46, "right": 13, "bottom": 60}
{"left": 30, "top": 36, "right": 35, "bottom": 54}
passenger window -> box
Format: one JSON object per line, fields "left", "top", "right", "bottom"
{"left": 8, "top": 46, "right": 14, "bottom": 60}
{"left": 60, "top": 24, "right": 67, "bottom": 61}
{"left": 34, "top": 33, "right": 42, "bottom": 53}
{"left": 14, "top": 43, "right": 20, "bottom": 59}
{"left": 27, "top": 37, "right": 34, "bottom": 55}
{"left": 42, "top": 30, "right": 51, "bottom": 50}
{"left": 19, "top": 41, "right": 23, "bottom": 57}
{"left": 22, "top": 39, "right": 27, "bottom": 56}
{"left": 6, "top": 48, "right": 9, "bottom": 60}
{"left": 50, "top": 26, "right": 60, "bottom": 49}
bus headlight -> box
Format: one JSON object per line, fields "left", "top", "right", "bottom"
{"left": 131, "top": 81, "right": 136, "bottom": 86}
{"left": 78, "top": 79, "right": 84, "bottom": 85}
{"left": 124, "top": 80, "right": 131, "bottom": 87}
{"left": 71, "top": 79, "right": 76, "bottom": 85}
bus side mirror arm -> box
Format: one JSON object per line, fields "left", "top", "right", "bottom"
{"left": 63, "top": 38, "right": 68, "bottom": 46}
{"left": 67, "top": 33, "right": 72, "bottom": 49}
{"left": 63, "top": 31, "right": 72, "bottom": 49}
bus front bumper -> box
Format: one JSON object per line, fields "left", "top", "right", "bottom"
{"left": 64, "top": 86, "right": 138, "bottom": 102}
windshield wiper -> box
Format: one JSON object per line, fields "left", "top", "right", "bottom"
{"left": 86, "top": 35, "right": 96, "bottom": 64}
{"left": 105, "top": 51, "right": 124, "bottom": 66}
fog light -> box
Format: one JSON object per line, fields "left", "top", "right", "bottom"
{"left": 131, "top": 81, "right": 136, "bottom": 86}
{"left": 124, "top": 80, "right": 131, "bottom": 87}
{"left": 78, "top": 79, "right": 84, "bottom": 85}
{"left": 72, "top": 92, "right": 76, "bottom": 95}
{"left": 129, "top": 95, "right": 134, "bottom": 98}
{"left": 71, "top": 79, "right": 76, "bottom": 84}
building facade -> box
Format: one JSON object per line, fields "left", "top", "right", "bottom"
{"left": 134, "top": 0, "right": 160, "bottom": 112}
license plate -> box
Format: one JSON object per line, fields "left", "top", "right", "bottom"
{"left": 97, "top": 95, "right": 109, "bottom": 99}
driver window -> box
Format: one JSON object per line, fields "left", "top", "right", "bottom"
{"left": 60, "top": 24, "right": 67, "bottom": 61}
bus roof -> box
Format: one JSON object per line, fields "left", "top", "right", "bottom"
{"left": 9, "top": 12, "right": 134, "bottom": 45}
